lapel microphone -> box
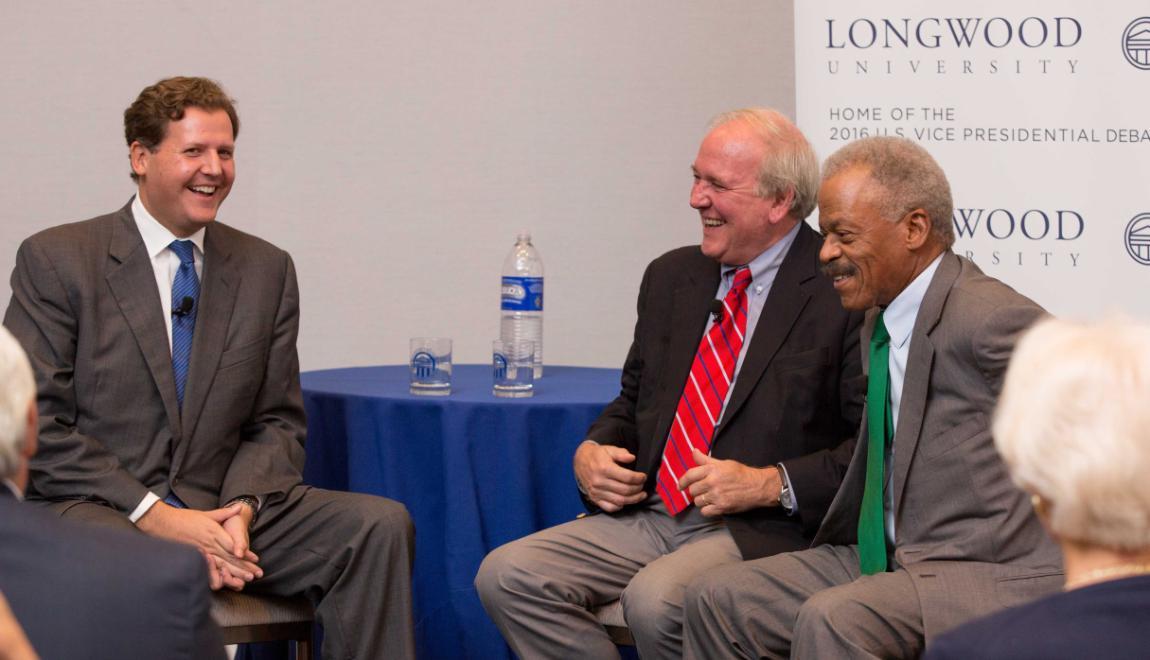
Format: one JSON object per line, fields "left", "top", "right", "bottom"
{"left": 173, "top": 296, "right": 195, "bottom": 317}
{"left": 710, "top": 299, "right": 724, "bottom": 323}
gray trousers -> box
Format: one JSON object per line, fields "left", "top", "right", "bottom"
{"left": 684, "top": 543, "right": 924, "bottom": 660}
{"left": 42, "top": 485, "right": 416, "bottom": 660}
{"left": 475, "top": 497, "right": 741, "bottom": 660}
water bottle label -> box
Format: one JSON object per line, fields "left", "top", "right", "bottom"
{"left": 501, "top": 276, "right": 544, "bottom": 311}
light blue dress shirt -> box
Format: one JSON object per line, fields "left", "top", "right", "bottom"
{"left": 879, "top": 253, "right": 943, "bottom": 543}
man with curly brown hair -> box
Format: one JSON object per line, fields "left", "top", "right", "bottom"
{"left": 5, "top": 76, "right": 415, "bottom": 660}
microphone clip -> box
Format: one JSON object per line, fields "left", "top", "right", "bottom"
{"left": 173, "top": 296, "right": 195, "bottom": 318}
{"left": 709, "top": 299, "right": 724, "bottom": 323}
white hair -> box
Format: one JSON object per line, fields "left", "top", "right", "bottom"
{"left": 994, "top": 317, "right": 1150, "bottom": 551}
{"left": 0, "top": 326, "right": 35, "bottom": 481}
{"left": 708, "top": 108, "right": 820, "bottom": 221}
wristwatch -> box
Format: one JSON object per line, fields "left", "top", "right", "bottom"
{"left": 776, "top": 464, "right": 795, "bottom": 511}
{"left": 229, "top": 495, "right": 260, "bottom": 523}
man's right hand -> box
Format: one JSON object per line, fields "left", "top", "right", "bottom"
{"left": 573, "top": 441, "right": 646, "bottom": 512}
{"left": 137, "top": 502, "right": 263, "bottom": 590}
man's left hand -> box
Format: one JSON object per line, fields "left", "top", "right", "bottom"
{"left": 221, "top": 504, "right": 259, "bottom": 567}
{"left": 679, "top": 448, "right": 782, "bottom": 516}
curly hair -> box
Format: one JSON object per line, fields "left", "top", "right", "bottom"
{"left": 822, "top": 136, "right": 954, "bottom": 247}
{"left": 124, "top": 76, "right": 239, "bottom": 181}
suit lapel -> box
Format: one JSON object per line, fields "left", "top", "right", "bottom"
{"left": 649, "top": 258, "right": 719, "bottom": 459}
{"left": 177, "top": 226, "right": 239, "bottom": 444}
{"left": 714, "top": 225, "right": 815, "bottom": 439}
{"left": 104, "top": 206, "right": 183, "bottom": 438}
{"left": 890, "top": 251, "right": 960, "bottom": 510}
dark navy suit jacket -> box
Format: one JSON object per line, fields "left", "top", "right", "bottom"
{"left": 924, "top": 574, "right": 1150, "bottom": 660}
{"left": 0, "top": 491, "right": 223, "bottom": 659}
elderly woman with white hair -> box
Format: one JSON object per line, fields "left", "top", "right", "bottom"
{"left": 925, "top": 317, "right": 1150, "bottom": 659}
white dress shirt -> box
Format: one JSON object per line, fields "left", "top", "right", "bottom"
{"left": 126, "top": 195, "right": 205, "bottom": 522}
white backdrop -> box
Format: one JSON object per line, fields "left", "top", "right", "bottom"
{"left": 0, "top": 1, "right": 796, "bottom": 370}
{"left": 795, "top": 2, "right": 1150, "bottom": 320}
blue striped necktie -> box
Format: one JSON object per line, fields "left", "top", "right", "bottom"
{"left": 169, "top": 240, "right": 199, "bottom": 408}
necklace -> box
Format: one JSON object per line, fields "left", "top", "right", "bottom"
{"left": 1064, "top": 563, "right": 1150, "bottom": 590}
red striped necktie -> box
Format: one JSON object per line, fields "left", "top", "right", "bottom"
{"left": 657, "top": 266, "right": 752, "bottom": 515}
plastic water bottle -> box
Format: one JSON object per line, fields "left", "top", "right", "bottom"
{"left": 501, "top": 231, "right": 544, "bottom": 378}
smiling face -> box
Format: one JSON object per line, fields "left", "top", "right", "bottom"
{"left": 130, "top": 107, "right": 235, "bottom": 238}
{"left": 817, "top": 166, "right": 935, "bottom": 310}
{"left": 690, "top": 121, "right": 793, "bottom": 266}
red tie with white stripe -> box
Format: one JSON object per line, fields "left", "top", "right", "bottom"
{"left": 656, "top": 266, "right": 752, "bottom": 515}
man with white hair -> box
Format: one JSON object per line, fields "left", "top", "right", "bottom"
{"left": 476, "top": 108, "right": 864, "bottom": 658}
{"left": 0, "top": 326, "right": 224, "bottom": 659}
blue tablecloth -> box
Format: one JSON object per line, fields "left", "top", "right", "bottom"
{"left": 301, "top": 365, "right": 621, "bottom": 659}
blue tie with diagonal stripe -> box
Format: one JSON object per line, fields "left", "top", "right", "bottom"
{"left": 169, "top": 240, "right": 199, "bottom": 408}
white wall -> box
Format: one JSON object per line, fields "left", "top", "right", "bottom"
{"left": 0, "top": 1, "right": 796, "bottom": 370}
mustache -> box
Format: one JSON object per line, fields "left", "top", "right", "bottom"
{"left": 820, "top": 260, "right": 858, "bottom": 279}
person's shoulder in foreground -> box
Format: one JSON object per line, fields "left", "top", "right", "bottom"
{"left": 0, "top": 496, "right": 224, "bottom": 660}
{"left": 925, "top": 574, "right": 1150, "bottom": 660}
{"left": 0, "top": 322, "right": 222, "bottom": 660}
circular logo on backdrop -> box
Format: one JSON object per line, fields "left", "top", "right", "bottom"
{"left": 1125, "top": 213, "right": 1150, "bottom": 265}
{"left": 1122, "top": 18, "right": 1150, "bottom": 70}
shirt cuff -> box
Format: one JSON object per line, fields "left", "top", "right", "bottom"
{"left": 129, "top": 491, "right": 161, "bottom": 523}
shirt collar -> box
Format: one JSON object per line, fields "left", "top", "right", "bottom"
{"left": 882, "top": 253, "right": 944, "bottom": 350}
{"left": 131, "top": 194, "right": 206, "bottom": 259}
{"left": 721, "top": 221, "right": 801, "bottom": 286}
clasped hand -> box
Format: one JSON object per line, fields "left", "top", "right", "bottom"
{"left": 138, "top": 502, "right": 262, "bottom": 591}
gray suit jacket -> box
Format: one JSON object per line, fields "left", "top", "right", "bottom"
{"left": 0, "top": 492, "right": 224, "bottom": 659}
{"left": 4, "top": 201, "right": 307, "bottom": 512}
{"left": 812, "top": 252, "right": 1063, "bottom": 640}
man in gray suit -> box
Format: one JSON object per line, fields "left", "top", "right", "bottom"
{"left": 0, "top": 325, "right": 224, "bottom": 659}
{"left": 4, "top": 77, "right": 414, "bottom": 659}
{"left": 683, "top": 136, "right": 1063, "bottom": 659}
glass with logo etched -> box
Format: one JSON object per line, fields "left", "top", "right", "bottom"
{"left": 492, "top": 339, "right": 534, "bottom": 398}
{"left": 409, "top": 337, "right": 452, "bottom": 396}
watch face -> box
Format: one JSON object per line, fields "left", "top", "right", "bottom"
{"left": 780, "top": 485, "right": 794, "bottom": 509}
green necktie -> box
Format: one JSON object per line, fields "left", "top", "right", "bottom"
{"left": 858, "top": 311, "right": 892, "bottom": 575}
